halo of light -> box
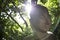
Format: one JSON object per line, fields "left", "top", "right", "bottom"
{"left": 25, "top": 0, "right": 32, "bottom": 19}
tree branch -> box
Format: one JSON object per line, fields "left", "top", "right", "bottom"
{"left": 5, "top": 12, "right": 23, "bottom": 31}
{"left": 53, "top": 16, "right": 60, "bottom": 33}
{"left": 19, "top": 13, "right": 28, "bottom": 27}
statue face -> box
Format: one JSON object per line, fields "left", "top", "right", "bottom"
{"left": 30, "top": 4, "right": 51, "bottom": 39}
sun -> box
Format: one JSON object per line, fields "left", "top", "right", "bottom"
{"left": 25, "top": 0, "right": 32, "bottom": 19}
{"left": 25, "top": 3, "right": 31, "bottom": 13}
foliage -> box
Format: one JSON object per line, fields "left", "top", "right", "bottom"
{"left": 0, "top": 0, "right": 32, "bottom": 40}
{"left": 44, "top": 0, "right": 60, "bottom": 39}
{"left": 45, "top": 0, "right": 60, "bottom": 32}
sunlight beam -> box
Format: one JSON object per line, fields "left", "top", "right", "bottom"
{"left": 25, "top": 0, "right": 32, "bottom": 19}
